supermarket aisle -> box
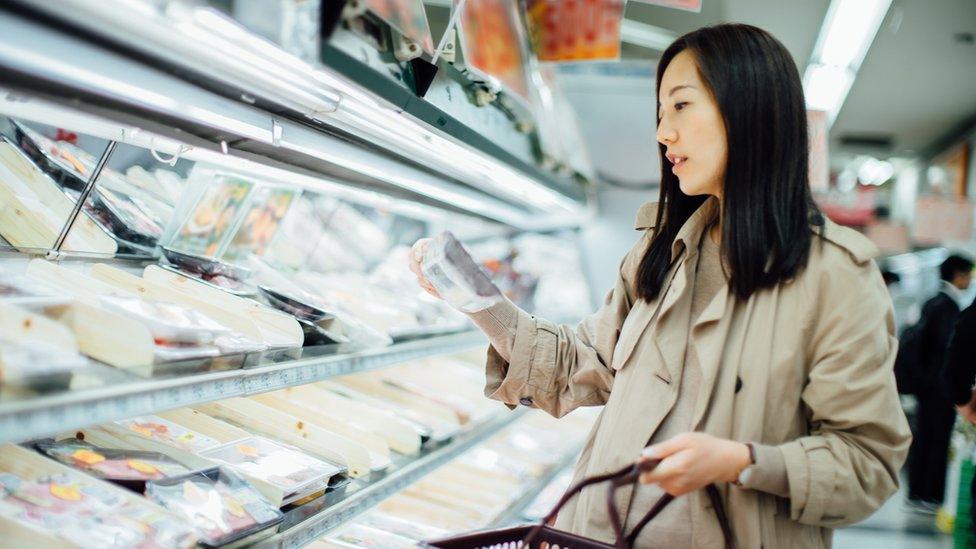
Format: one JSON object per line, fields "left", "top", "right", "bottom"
{"left": 834, "top": 482, "right": 952, "bottom": 549}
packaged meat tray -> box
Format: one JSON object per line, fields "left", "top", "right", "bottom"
{"left": 199, "top": 437, "right": 343, "bottom": 505}
{"left": 115, "top": 415, "right": 222, "bottom": 454}
{"left": 146, "top": 466, "right": 282, "bottom": 548}
{"left": 356, "top": 510, "right": 449, "bottom": 541}
{"left": 0, "top": 271, "right": 70, "bottom": 308}
{"left": 97, "top": 294, "right": 230, "bottom": 346}
{"left": 0, "top": 339, "right": 86, "bottom": 388}
{"left": 161, "top": 246, "right": 252, "bottom": 281}
{"left": 35, "top": 440, "right": 190, "bottom": 492}
{"left": 88, "top": 186, "right": 165, "bottom": 248}
{"left": 323, "top": 523, "right": 419, "bottom": 549}
{"left": 12, "top": 120, "right": 94, "bottom": 191}
{"left": 0, "top": 470, "right": 197, "bottom": 548}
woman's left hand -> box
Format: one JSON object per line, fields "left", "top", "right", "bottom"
{"left": 638, "top": 433, "right": 751, "bottom": 496}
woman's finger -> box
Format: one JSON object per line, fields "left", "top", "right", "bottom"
{"left": 643, "top": 432, "right": 694, "bottom": 460}
{"left": 639, "top": 450, "right": 690, "bottom": 484}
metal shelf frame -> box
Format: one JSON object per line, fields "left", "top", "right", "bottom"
{"left": 0, "top": 2, "right": 587, "bottom": 230}
{"left": 257, "top": 409, "right": 529, "bottom": 549}
{"left": 0, "top": 331, "right": 487, "bottom": 444}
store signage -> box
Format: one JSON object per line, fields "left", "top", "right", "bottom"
{"left": 457, "top": 0, "right": 531, "bottom": 99}
{"left": 630, "top": 0, "right": 702, "bottom": 13}
{"left": 914, "top": 196, "right": 975, "bottom": 244}
{"left": 807, "top": 110, "right": 829, "bottom": 192}
{"left": 523, "top": 0, "right": 626, "bottom": 62}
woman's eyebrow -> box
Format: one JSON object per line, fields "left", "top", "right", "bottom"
{"left": 668, "top": 84, "right": 696, "bottom": 97}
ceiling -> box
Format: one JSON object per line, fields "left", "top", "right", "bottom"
{"left": 423, "top": 1, "right": 976, "bottom": 171}
{"left": 615, "top": 0, "right": 976, "bottom": 161}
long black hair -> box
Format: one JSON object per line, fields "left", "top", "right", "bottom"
{"left": 636, "top": 23, "right": 822, "bottom": 302}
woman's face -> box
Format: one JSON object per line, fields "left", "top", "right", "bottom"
{"left": 656, "top": 50, "right": 728, "bottom": 198}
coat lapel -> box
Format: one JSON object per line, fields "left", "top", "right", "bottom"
{"left": 690, "top": 286, "right": 735, "bottom": 429}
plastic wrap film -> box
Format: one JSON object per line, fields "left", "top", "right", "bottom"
{"left": 421, "top": 232, "right": 503, "bottom": 314}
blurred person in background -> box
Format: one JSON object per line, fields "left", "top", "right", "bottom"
{"left": 906, "top": 254, "right": 973, "bottom": 511}
{"left": 942, "top": 299, "right": 976, "bottom": 535}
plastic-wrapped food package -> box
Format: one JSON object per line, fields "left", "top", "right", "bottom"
{"left": 0, "top": 471, "right": 197, "bottom": 548}
{"left": 318, "top": 199, "right": 391, "bottom": 268}
{"left": 0, "top": 340, "right": 87, "bottom": 382}
{"left": 35, "top": 440, "right": 190, "bottom": 491}
{"left": 116, "top": 415, "right": 222, "bottom": 453}
{"left": 422, "top": 232, "right": 503, "bottom": 313}
{"left": 146, "top": 467, "right": 282, "bottom": 547}
{"left": 323, "top": 522, "right": 419, "bottom": 549}
{"left": 98, "top": 294, "right": 230, "bottom": 346}
{"left": 511, "top": 232, "right": 590, "bottom": 321}
{"left": 0, "top": 272, "right": 71, "bottom": 308}
{"left": 199, "top": 437, "right": 343, "bottom": 505}
{"left": 356, "top": 510, "right": 449, "bottom": 542}
{"left": 369, "top": 247, "right": 468, "bottom": 332}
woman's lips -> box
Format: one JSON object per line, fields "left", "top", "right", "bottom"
{"left": 672, "top": 156, "right": 688, "bottom": 173}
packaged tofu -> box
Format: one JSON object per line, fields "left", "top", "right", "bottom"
{"left": 146, "top": 467, "right": 282, "bottom": 547}
{"left": 199, "top": 437, "right": 343, "bottom": 505}
{"left": 421, "top": 231, "right": 503, "bottom": 313}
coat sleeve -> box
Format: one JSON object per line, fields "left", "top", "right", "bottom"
{"left": 779, "top": 256, "right": 912, "bottom": 527}
{"left": 480, "top": 232, "right": 648, "bottom": 418}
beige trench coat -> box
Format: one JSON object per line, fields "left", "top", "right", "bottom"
{"left": 483, "top": 198, "right": 911, "bottom": 548}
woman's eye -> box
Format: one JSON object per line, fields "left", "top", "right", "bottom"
{"left": 675, "top": 102, "right": 689, "bottom": 111}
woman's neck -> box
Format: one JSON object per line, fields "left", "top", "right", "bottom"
{"left": 709, "top": 195, "right": 723, "bottom": 245}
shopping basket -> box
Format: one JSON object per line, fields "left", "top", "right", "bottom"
{"left": 423, "top": 459, "right": 735, "bottom": 549}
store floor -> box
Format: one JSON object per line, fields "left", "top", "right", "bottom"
{"left": 834, "top": 481, "right": 953, "bottom": 549}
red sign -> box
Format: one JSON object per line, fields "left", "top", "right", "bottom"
{"left": 458, "top": 0, "right": 530, "bottom": 98}
{"left": 914, "top": 196, "right": 975, "bottom": 244}
{"left": 630, "top": 0, "right": 702, "bottom": 13}
{"left": 524, "top": 0, "right": 626, "bottom": 62}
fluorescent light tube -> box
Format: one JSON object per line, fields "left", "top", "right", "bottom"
{"left": 816, "top": 0, "right": 893, "bottom": 70}
{"left": 803, "top": 63, "right": 854, "bottom": 118}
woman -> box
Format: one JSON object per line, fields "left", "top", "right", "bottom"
{"left": 410, "top": 24, "right": 910, "bottom": 548}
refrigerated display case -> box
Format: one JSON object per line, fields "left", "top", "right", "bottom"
{"left": 0, "top": 0, "right": 596, "bottom": 546}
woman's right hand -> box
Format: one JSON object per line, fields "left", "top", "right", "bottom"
{"left": 409, "top": 238, "right": 441, "bottom": 299}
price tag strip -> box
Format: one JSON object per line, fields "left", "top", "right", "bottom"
{"left": 0, "top": 331, "right": 487, "bottom": 444}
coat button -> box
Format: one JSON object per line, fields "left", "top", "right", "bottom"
{"left": 735, "top": 376, "right": 743, "bottom": 394}
{"left": 519, "top": 396, "right": 534, "bottom": 407}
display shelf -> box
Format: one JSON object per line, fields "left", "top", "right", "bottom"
{"left": 256, "top": 409, "right": 529, "bottom": 549}
{"left": 486, "top": 445, "right": 583, "bottom": 529}
{"left": 0, "top": 331, "right": 487, "bottom": 445}
{"left": 0, "top": 3, "right": 586, "bottom": 230}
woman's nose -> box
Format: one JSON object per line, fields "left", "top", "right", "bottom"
{"left": 656, "top": 118, "right": 677, "bottom": 144}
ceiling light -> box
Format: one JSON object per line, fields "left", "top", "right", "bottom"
{"left": 816, "top": 0, "right": 893, "bottom": 69}
{"left": 857, "top": 157, "right": 894, "bottom": 185}
{"left": 803, "top": 64, "right": 854, "bottom": 117}
{"left": 804, "top": 0, "right": 892, "bottom": 126}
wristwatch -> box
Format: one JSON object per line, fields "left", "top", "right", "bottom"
{"left": 732, "top": 442, "right": 757, "bottom": 487}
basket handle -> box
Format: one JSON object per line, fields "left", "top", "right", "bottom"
{"left": 522, "top": 459, "right": 658, "bottom": 548}
{"left": 523, "top": 459, "right": 736, "bottom": 549}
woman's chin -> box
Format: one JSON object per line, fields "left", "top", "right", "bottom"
{"left": 678, "top": 179, "right": 705, "bottom": 196}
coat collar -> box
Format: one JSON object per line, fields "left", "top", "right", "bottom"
{"left": 672, "top": 196, "right": 722, "bottom": 262}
